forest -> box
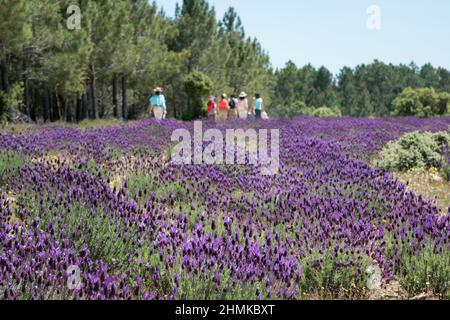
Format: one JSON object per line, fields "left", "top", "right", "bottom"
{"left": 1, "top": 0, "right": 450, "bottom": 123}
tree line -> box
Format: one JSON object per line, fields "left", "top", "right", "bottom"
{"left": 1, "top": 0, "right": 449, "bottom": 123}
{"left": 272, "top": 60, "right": 450, "bottom": 118}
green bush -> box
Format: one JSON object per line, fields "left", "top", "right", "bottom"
{"left": 312, "top": 106, "right": 342, "bottom": 117}
{"left": 182, "top": 71, "right": 213, "bottom": 120}
{"left": 269, "top": 101, "right": 310, "bottom": 119}
{"left": 0, "top": 83, "right": 25, "bottom": 124}
{"left": 376, "top": 131, "right": 450, "bottom": 171}
{"left": 440, "top": 132, "right": 450, "bottom": 180}
{"left": 269, "top": 102, "right": 342, "bottom": 119}
{"left": 392, "top": 87, "right": 450, "bottom": 117}
{"left": 440, "top": 163, "right": 450, "bottom": 181}
{"left": 433, "top": 130, "right": 450, "bottom": 148}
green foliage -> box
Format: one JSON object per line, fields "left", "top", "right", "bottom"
{"left": 270, "top": 102, "right": 340, "bottom": 119}
{"left": 392, "top": 87, "right": 450, "bottom": 117}
{"left": 77, "top": 118, "right": 124, "bottom": 130}
{"left": 440, "top": 163, "right": 450, "bottom": 182}
{"left": 0, "top": 0, "right": 33, "bottom": 59}
{"left": 182, "top": 71, "right": 213, "bottom": 120}
{"left": 177, "top": 270, "right": 267, "bottom": 300}
{"left": 275, "top": 60, "right": 450, "bottom": 117}
{"left": 172, "top": 0, "right": 217, "bottom": 72}
{"left": 440, "top": 132, "right": 450, "bottom": 181}
{"left": 0, "top": 0, "right": 278, "bottom": 121}
{"left": 384, "top": 232, "right": 450, "bottom": 298}
{"left": 270, "top": 101, "right": 307, "bottom": 119}
{"left": 183, "top": 71, "right": 214, "bottom": 97}
{"left": 63, "top": 204, "right": 138, "bottom": 263}
{"left": 24, "top": 195, "right": 137, "bottom": 266}
{"left": 398, "top": 249, "right": 449, "bottom": 298}
{"left": 0, "top": 152, "right": 24, "bottom": 186}
{"left": 312, "top": 106, "right": 342, "bottom": 117}
{"left": 131, "top": 0, "right": 186, "bottom": 118}
{"left": 0, "top": 92, "right": 5, "bottom": 123}
{"left": 0, "top": 83, "right": 24, "bottom": 110}
{"left": 274, "top": 62, "right": 340, "bottom": 111}
{"left": 376, "top": 131, "right": 450, "bottom": 171}
{"left": 299, "top": 251, "right": 371, "bottom": 299}
{"left": 3, "top": 0, "right": 450, "bottom": 120}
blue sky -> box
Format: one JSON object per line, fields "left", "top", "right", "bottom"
{"left": 159, "top": 0, "right": 450, "bottom": 74}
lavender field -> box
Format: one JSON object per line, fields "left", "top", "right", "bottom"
{"left": 0, "top": 116, "right": 449, "bottom": 300}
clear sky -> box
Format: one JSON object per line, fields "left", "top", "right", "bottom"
{"left": 159, "top": 0, "right": 450, "bottom": 74}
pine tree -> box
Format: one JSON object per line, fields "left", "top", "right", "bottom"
{"left": 0, "top": 0, "right": 32, "bottom": 93}
{"left": 337, "top": 67, "right": 358, "bottom": 116}
{"left": 129, "top": 0, "right": 185, "bottom": 118}
{"left": 20, "top": 1, "right": 66, "bottom": 121}
{"left": 172, "top": 0, "right": 217, "bottom": 73}
{"left": 221, "top": 7, "right": 246, "bottom": 93}
{"left": 83, "top": 0, "right": 121, "bottom": 119}
{"left": 274, "top": 61, "right": 299, "bottom": 106}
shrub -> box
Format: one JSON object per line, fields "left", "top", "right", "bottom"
{"left": 392, "top": 87, "right": 450, "bottom": 117}
{"left": 269, "top": 102, "right": 342, "bottom": 119}
{"left": 440, "top": 136, "right": 450, "bottom": 181}
{"left": 0, "top": 83, "right": 25, "bottom": 124}
{"left": 268, "top": 101, "right": 309, "bottom": 119}
{"left": 312, "top": 106, "right": 342, "bottom": 117}
{"left": 433, "top": 130, "right": 450, "bottom": 148}
{"left": 440, "top": 163, "right": 450, "bottom": 181}
{"left": 182, "top": 71, "right": 213, "bottom": 120}
{"left": 1, "top": 83, "right": 24, "bottom": 109}
{"left": 376, "top": 131, "right": 450, "bottom": 171}
{"left": 267, "top": 104, "right": 289, "bottom": 119}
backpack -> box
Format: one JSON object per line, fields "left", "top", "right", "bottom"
{"left": 229, "top": 98, "right": 236, "bottom": 109}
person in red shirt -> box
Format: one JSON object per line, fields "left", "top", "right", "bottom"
{"left": 218, "top": 94, "right": 229, "bottom": 121}
{"left": 207, "top": 96, "right": 216, "bottom": 120}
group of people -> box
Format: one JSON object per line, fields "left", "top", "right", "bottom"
{"left": 207, "top": 92, "right": 266, "bottom": 121}
{"left": 148, "top": 87, "right": 266, "bottom": 121}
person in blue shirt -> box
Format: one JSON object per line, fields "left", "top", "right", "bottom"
{"left": 254, "top": 93, "right": 264, "bottom": 119}
{"left": 148, "top": 87, "right": 167, "bottom": 120}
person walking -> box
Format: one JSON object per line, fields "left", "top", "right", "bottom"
{"left": 218, "top": 94, "right": 229, "bottom": 121}
{"left": 207, "top": 95, "right": 217, "bottom": 120}
{"left": 148, "top": 87, "right": 167, "bottom": 120}
{"left": 228, "top": 94, "right": 238, "bottom": 119}
{"left": 237, "top": 92, "right": 248, "bottom": 120}
{"left": 254, "top": 93, "right": 264, "bottom": 120}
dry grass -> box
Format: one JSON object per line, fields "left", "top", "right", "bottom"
{"left": 77, "top": 119, "right": 131, "bottom": 130}
{"left": 0, "top": 119, "right": 133, "bottom": 134}
{"left": 394, "top": 169, "right": 450, "bottom": 213}
{"left": 0, "top": 123, "right": 35, "bottom": 134}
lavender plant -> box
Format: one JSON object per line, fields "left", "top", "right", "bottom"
{"left": 1, "top": 116, "right": 449, "bottom": 299}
